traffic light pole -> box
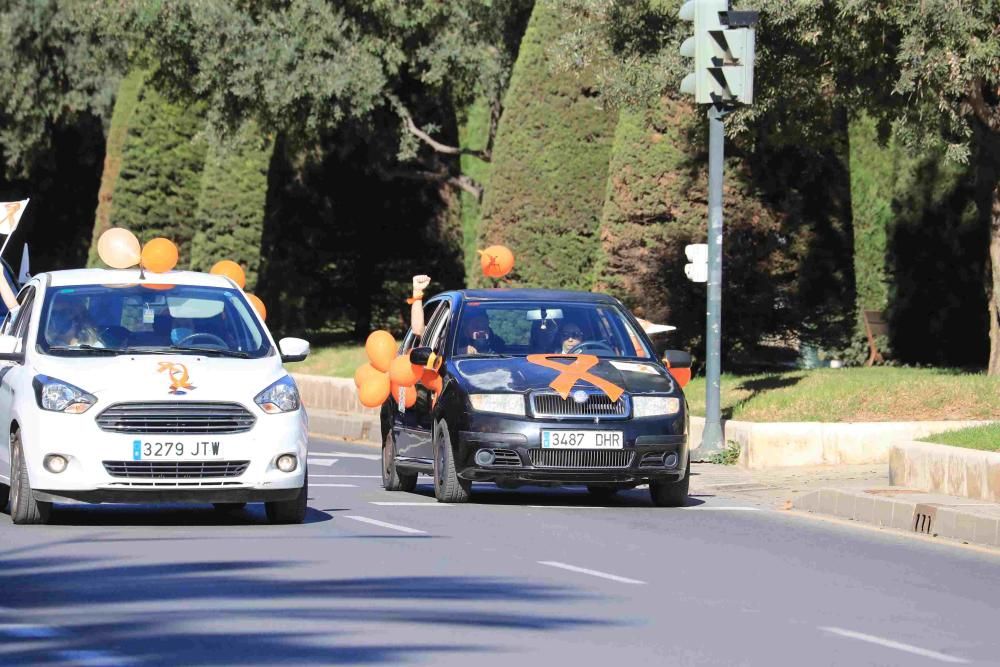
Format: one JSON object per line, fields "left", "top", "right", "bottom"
{"left": 701, "top": 104, "right": 726, "bottom": 454}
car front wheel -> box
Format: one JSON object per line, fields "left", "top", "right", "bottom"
{"left": 265, "top": 473, "right": 308, "bottom": 524}
{"left": 649, "top": 459, "right": 690, "bottom": 507}
{"left": 432, "top": 420, "right": 470, "bottom": 503}
{"left": 9, "top": 430, "right": 52, "bottom": 525}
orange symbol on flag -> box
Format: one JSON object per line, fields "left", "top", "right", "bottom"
{"left": 1, "top": 202, "right": 22, "bottom": 234}
{"left": 158, "top": 361, "right": 195, "bottom": 394}
{"left": 526, "top": 354, "right": 624, "bottom": 402}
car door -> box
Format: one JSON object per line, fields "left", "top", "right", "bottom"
{"left": 394, "top": 299, "right": 450, "bottom": 464}
{"left": 0, "top": 284, "right": 37, "bottom": 479}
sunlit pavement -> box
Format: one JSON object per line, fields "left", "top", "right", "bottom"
{"left": 0, "top": 436, "right": 996, "bottom": 666}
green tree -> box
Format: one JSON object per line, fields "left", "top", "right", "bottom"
{"left": 479, "top": 0, "right": 618, "bottom": 290}
{"left": 189, "top": 124, "right": 273, "bottom": 290}
{"left": 109, "top": 84, "right": 208, "bottom": 258}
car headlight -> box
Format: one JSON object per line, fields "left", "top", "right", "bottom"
{"left": 32, "top": 375, "right": 96, "bottom": 414}
{"left": 469, "top": 393, "right": 526, "bottom": 417}
{"left": 255, "top": 375, "right": 301, "bottom": 414}
{"left": 632, "top": 395, "right": 681, "bottom": 418}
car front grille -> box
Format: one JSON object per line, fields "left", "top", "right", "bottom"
{"left": 639, "top": 452, "right": 666, "bottom": 467}
{"left": 491, "top": 449, "right": 522, "bottom": 467}
{"left": 528, "top": 449, "right": 634, "bottom": 469}
{"left": 96, "top": 402, "right": 256, "bottom": 435}
{"left": 530, "top": 392, "right": 629, "bottom": 419}
{"left": 103, "top": 460, "right": 250, "bottom": 479}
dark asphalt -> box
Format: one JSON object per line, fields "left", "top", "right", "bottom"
{"left": 0, "top": 436, "right": 997, "bottom": 666}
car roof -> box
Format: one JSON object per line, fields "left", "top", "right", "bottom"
{"left": 40, "top": 269, "right": 237, "bottom": 289}
{"left": 443, "top": 288, "right": 621, "bottom": 305}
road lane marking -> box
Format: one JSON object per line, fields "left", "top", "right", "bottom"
{"left": 307, "top": 458, "right": 338, "bottom": 467}
{"left": 310, "top": 483, "right": 358, "bottom": 488}
{"left": 680, "top": 506, "right": 761, "bottom": 511}
{"left": 310, "top": 474, "right": 381, "bottom": 478}
{"left": 538, "top": 561, "right": 646, "bottom": 585}
{"left": 370, "top": 501, "right": 452, "bottom": 506}
{"left": 527, "top": 505, "right": 611, "bottom": 509}
{"left": 309, "top": 451, "right": 380, "bottom": 461}
{"left": 819, "top": 627, "right": 969, "bottom": 664}
{"left": 344, "top": 516, "right": 426, "bottom": 534}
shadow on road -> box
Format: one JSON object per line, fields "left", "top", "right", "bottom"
{"left": 400, "top": 482, "right": 706, "bottom": 508}
{"left": 42, "top": 503, "right": 334, "bottom": 527}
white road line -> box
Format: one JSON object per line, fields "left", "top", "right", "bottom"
{"left": 309, "top": 451, "right": 380, "bottom": 461}
{"left": 307, "top": 458, "right": 338, "bottom": 467}
{"left": 680, "top": 506, "right": 761, "bottom": 511}
{"left": 538, "top": 561, "right": 646, "bottom": 585}
{"left": 344, "top": 516, "right": 426, "bottom": 534}
{"left": 310, "top": 483, "right": 358, "bottom": 488}
{"left": 370, "top": 501, "right": 452, "bottom": 506}
{"left": 819, "top": 627, "right": 969, "bottom": 664}
{"left": 527, "top": 505, "right": 611, "bottom": 509}
{"left": 309, "top": 474, "right": 381, "bottom": 478}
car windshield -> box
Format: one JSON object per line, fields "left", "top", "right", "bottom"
{"left": 452, "top": 301, "right": 653, "bottom": 359}
{"left": 37, "top": 283, "right": 271, "bottom": 358}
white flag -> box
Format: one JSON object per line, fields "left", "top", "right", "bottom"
{"left": 0, "top": 198, "right": 29, "bottom": 236}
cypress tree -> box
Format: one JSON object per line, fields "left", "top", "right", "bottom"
{"left": 479, "top": 1, "right": 617, "bottom": 290}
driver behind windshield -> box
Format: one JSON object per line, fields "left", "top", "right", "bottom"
{"left": 47, "top": 300, "right": 102, "bottom": 348}
{"left": 556, "top": 321, "right": 586, "bottom": 354}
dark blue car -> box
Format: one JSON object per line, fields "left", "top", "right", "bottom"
{"left": 380, "top": 289, "right": 692, "bottom": 506}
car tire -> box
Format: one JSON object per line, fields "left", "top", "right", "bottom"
{"left": 586, "top": 485, "right": 619, "bottom": 501}
{"left": 265, "top": 473, "right": 308, "bottom": 524}
{"left": 432, "top": 420, "right": 471, "bottom": 503}
{"left": 382, "top": 430, "right": 417, "bottom": 492}
{"left": 213, "top": 502, "right": 246, "bottom": 512}
{"left": 9, "top": 430, "right": 52, "bottom": 525}
{"left": 649, "top": 459, "right": 690, "bottom": 508}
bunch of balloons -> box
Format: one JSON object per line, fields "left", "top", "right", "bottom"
{"left": 95, "top": 228, "right": 268, "bottom": 322}
{"left": 478, "top": 244, "right": 514, "bottom": 279}
{"left": 354, "top": 330, "right": 444, "bottom": 409}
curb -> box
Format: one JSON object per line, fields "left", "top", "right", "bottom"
{"left": 794, "top": 487, "right": 1000, "bottom": 549}
{"left": 890, "top": 441, "right": 1000, "bottom": 502}
{"left": 307, "top": 407, "right": 379, "bottom": 446}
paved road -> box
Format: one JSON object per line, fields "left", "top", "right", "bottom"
{"left": 1, "top": 436, "right": 997, "bottom": 666}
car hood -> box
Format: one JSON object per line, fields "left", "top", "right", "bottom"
{"left": 451, "top": 356, "right": 677, "bottom": 395}
{"left": 30, "top": 353, "right": 286, "bottom": 402}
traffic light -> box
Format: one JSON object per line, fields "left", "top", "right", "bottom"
{"left": 684, "top": 243, "right": 708, "bottom": 283}
{"left": 678, "top": 0, "right": 758, "bottom": 106}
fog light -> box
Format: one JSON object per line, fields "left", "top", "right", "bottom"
{"left": 44, "top": 454, "right": 68, "bottom": 474}
{"left": 276, "top": 454, "right": 297, "bottom": 473}
{"left": 663, "top": 453, "right": 679, "bottom": 469}
{"left": 474, "top": 449, "right": 495, "bottom": 466}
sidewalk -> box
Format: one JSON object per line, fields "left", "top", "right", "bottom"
{"left": 693, "top": 462, "right": 1000, "bottom": 550}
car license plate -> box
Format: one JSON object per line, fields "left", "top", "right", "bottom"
{"left": 132, "top": 439, "right": 224, "bottom": 460}
{"left": 541, "top": 430, "right": 623, "bottom": 449}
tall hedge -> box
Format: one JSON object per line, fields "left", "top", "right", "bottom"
{"left": 87, "top": 69, "right": 145, "bottom": 267}
{"left": 189, "top": 125, "right": 272, "bottom": 291}
{"left": 478, "top": 1, "right": 617, "bottom": 290}
{"left": 595, "top": 97, "right": 796, "bottom": 357}
{"left": 106, "top": 83, "right": 207, "bottom": 261}
{"left": 459, "top": 99, "right": 491, "bottom": 282}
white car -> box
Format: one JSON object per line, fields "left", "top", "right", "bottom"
{"left": 0, "top": 268, "right": 310, "bottom": 525}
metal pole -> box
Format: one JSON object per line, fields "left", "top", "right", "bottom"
{"left": 701, "top": 104, "right": 725, "bottom": 454}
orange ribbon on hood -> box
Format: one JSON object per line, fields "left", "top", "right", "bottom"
{"left": 526, "top": 354, "right": 624, "bottom": 402}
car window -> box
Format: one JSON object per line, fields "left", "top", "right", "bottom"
{"left": 36, "top": 283, "right": 271, "bottom": 357}
{"left": 423, "top": 302, "right": 451, "bottom": 354}
{"left": 11, "top": 286, "right": 35, "bottom": 339}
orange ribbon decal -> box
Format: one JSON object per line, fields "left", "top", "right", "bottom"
{"left": 526, "top": 354, "right": 624, "bottom": 402}
{"left": 1, "top": 201, "right": 21, "bottom": 231}
{"left": 158, "top": 361, "right": 195, "bottom": 394}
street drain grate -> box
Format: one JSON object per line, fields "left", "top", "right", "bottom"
{"left": 912, "top": 504, "right": 937, "bottom": 534}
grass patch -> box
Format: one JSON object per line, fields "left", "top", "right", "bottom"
{"left": 920, "top": 423, "right": 1000, "bottom": 452}
{"left": 683, "top": 367, "right": 1000, "bottom": 422}
{"left": 284, "top": 343, "right": 366, "bottom": 378}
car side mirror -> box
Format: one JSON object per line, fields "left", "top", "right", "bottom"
{"left": 279, "top": 337, "right": 310, "bottom": 363}
{"left": 662, "top": 349, "right": 692, "bottom": 388}
{"left": 0, "top": 334, "right": 24, "bottom": 363}
{"left": 409, "top": 346, "right": 433, "bottom": 366}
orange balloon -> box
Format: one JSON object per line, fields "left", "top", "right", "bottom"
{"left": 98, "top": 228, "right": 141, "bottom": 269}
{"left": 210, "top": 259, "right": 246, "bottom": 289}
{"left": 358, "top": 373, "right": 391, "bottom": 408}
{"left": 668, "top": 367, "right": 691, "bottom": 389}
{"left": 354, "top": 362, "right": 383, "bottom": 388}
{"left": 479, "top": 245, "right": 514, "bottom": 279}
{"left": 365, "top": 330, "right": 396, "bottom": 373}
{"left": 420, "top": 368, "right": 443, "bottom": 394}
{"left": 389, "top": 355, "right": 421, "bottom": 387}
{"left": 141, "top": 237, "right": 179, "bottom": 273}
{"left": 246, "top": 293, "right": 267, "bottom": 320}
{"left": 390, "top": 381, "right": 418, "bottom": 408}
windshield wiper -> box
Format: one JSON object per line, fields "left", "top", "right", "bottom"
{"left": 47, "top": 345, "right": 123, "bottom": 356}
{"left": 132, "top": 345, "right": 252, "bottom": 359}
